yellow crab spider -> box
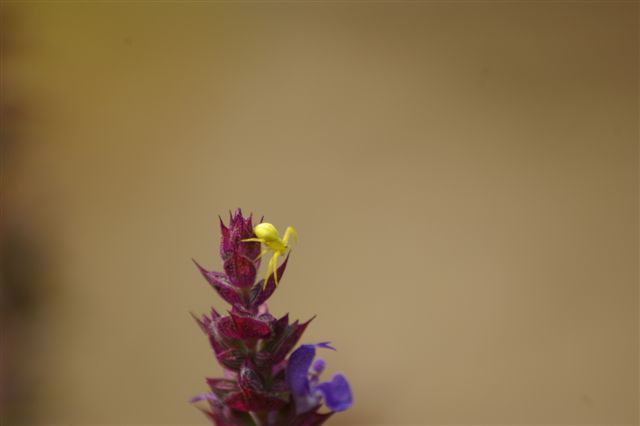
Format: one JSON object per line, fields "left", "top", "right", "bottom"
{"left": 242, "top": 223, "right": 297, "bottom": 288}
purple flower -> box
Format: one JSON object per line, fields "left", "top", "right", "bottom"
{"left": 286, "top": 343, "right": 353, "bottom": 414}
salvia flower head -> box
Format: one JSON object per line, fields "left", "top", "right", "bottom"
{"left": 191, "top": 209, "right": 353, "bottom": 425}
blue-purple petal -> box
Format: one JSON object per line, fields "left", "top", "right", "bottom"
{"left": 286, "top": 344, "right": 316, "bottom": 399}
{"left": 315, "top": 374, "right": 353, "bottom": 412}
{"left": 287, "top": 343, "right": 348, "bottom": 414}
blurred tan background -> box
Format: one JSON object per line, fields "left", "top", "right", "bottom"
{"left": 1, "top": 1, "right": 638, "bottom": 425}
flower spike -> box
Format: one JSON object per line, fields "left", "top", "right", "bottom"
{"left": 191, "top": 210, "right": 352, "bottom": 425}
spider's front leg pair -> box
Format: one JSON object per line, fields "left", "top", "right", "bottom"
{"left": 243, "top": 223, "right": 297, "bottom": 288}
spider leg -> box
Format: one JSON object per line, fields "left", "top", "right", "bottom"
{"left": 282, "top": 226, "right": 297, "bottom": 246}
{"left": 272, "top": 251, "right": 281, "bottom": 286}
{"left": 264, "top": 254, "right": 275, "bottom": 289}
{"left": 255, "top": 248, "right": 269, "bottom": 261}
{"left": 241, "top": 238, "right": 263, "bottom": 243}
